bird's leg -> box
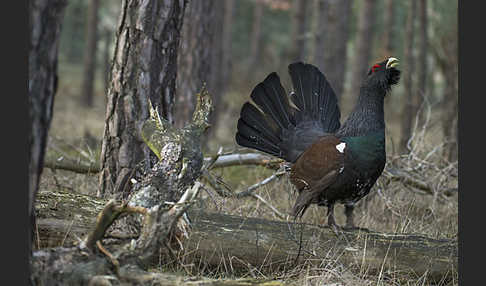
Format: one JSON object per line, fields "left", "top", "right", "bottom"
{"left": 344, "top": 204, "right": 355, "bottom": 229}
{"left": 326, "top": 203, "right": 342, "bottom": 236}
{"left": 344, "top": 203, "right": 369, "bottom": 232}
{"left": 327, "top": 203, "right": 337, "bottom": 227}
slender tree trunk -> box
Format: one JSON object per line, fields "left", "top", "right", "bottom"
{"left": 289, "top": 0, "right": 310, "bottom": 62}
{"left": 416, "top": 0, "right": 428, "bottom": 123}
{"left": 313, "top": 0, "right": 329, "bottom": 77}
{"left": 66, "top": 1, "right": 84, "bottom": 62}
{"left": 29, "top": 0, "right": 67, "bottom": 280}
{"left": 433, "top": 30, "right": 458, "bottom": 162}
{"left": 221, "top": 0, "right": 234, "bottom": 92}
{"left": 249, "top": 0, "right": 264, "bottom": 68}
{"left": 314, "top": 0, "right": 351, "bottom": 101}
{"left": 176, "top": 0, "right": 215, "bottom": 128}
{"left": 99, "top": 0, "right": 187, "bottom": 197}
{"left": 381, "top": 0, "right": 395, "bottom": 57}
{"left": 204, "top": 0, "right": 226, "bottom": 149}
{"left": 348, "top": 0, "right": 377, "bottom": 101}
{"left": 399, "top": 0, "right": 417, "bottom": 153}
{"left": 81, "top": 0, "right": 100, "bottom": 107}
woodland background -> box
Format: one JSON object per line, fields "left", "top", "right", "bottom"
{"left": 30, "top": 0, "right": 458, "bottom": 285}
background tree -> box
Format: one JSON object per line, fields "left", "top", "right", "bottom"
{"left": 348, "top": 0, "right": 377, "bottom": 103}
{"left": 80, "top": 0, "right": 100, "bottom": 107}
{"left": 288, "top": 0, "right": 310, "bottom": 62}
{"left": 381, "top": 0, "right": 396, "bottom": 57}
{"left": 205, "top": 0, "right": 234, "bottom": 149}
{"left": 430, "top": 0, "right": 457, "bottom": 161}
{"left": 98, "top": 0, "right": 187, "bottom": 197}
{"left": 176, "top": 0, "right": 215, "bottom": 128}
{"left": 248, "top": 0, "right": 264, "bottom": 68}
{"left": 416, "top": 0, "right": 428, "bottom": 124}
{"left": 176, "top": 0, "right": 233, "bottom": 149}
{"left": 399, "top": 0, "right": 417, "bottom": 153}
{"left": 313, "top": 0, "right": 351, "bottom": 102}
{"left": 29, "top": 0, "right": 67, "bottom": 275}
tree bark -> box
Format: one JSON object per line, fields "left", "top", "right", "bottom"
{"left": 204, "top": 0, "right": 229, "bottom": 149}
{"left": 103, "top": 28, "right": 112, "bottom": 95}
{"left": 80, "top": 0, "right": 100, "bottom": 107}
{"left": 348, "top": 0, "right": 377, "bottom": 102}
{"left": 29, "top": 0, "right": 67, "bottom": 279}
{"left": 399, "top": 0, "right": 417, "bottom": 153}
{"left": 221, "top": 0, "right": 234, "bottom": 88}
{"left": 35, "top": 190, "right": 458, "bottom": 284}
{"left": 313, "top": 0, "right": 351, "bottom": 101}
{"left": 176, "top": 0, "right": 215, "bottom": 128}
{"left": 99, "top": 0, "right": 187, "bottom": 197}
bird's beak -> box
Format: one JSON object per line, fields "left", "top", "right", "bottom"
{"left": 386, "top": 57, "right": 399, "bottom": 69}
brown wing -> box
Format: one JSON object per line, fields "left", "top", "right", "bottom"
{"left": 289, "top": 135, "right": 344, "bottom": 217}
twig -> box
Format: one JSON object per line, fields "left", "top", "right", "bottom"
{"left": 235, "top": 170, "right": 286, "bottom": 198}
{"left": 250, "top": 193, "right": 286, "bottom": 219}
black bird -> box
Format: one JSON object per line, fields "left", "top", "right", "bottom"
{"left": 235, "top": 57, "right": 400, "bottom": 229}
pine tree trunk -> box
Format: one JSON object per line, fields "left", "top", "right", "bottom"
{"left": 249, "top": 0, "right": 264, "bottom": 68}
{"left": 103, "top": 29, "right": 112, "bottom": 95}
{"left": 314, "top": 0, "right": 351, "bottom": 101}
{"left": 399, "top": 0, "right": 417, "bottom": 153}
{"left": 98, "top": 0, "right": 187, "bottom": 197}
{"left": 433, "top": 30, "right": 458, "bottom": 162}
{"left": 381, "top": 0, "right": 395, "bottom": 57}
{"left": 289, "top": 0, "right": 310, "bottom": 62}
{"left": 348, "top": 0, "right": 377, "bottom": 102}
{"left": 416, "top": 0, "right": 428, "bottom": 124}
{"left": 313, "top": 0, "right": 329, "bottom": 78}
{"left": 221, "top": 0, "right": 234, "bottom": 94}
{"left": 204, "top": 0, "right": 227, "bottom": 149}
{"left": 29, "top": 0, "right": 67, "bottom": 278}
{"left": 80, "top": 0, "right": 100, "bottom": 107}
{"left": 176, "top": 0, "right": 215, "bottom": 128}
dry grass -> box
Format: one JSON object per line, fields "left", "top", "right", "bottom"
{"left": 39, "top": 62, "right": 458, "bottom": 286}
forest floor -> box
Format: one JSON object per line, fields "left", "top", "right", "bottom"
{"left": 38, "top": 62, "right": 458, "bottom": 285}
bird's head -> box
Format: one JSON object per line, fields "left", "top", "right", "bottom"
{"left": 363, "top": 57, "right": 401, "bottom": 94}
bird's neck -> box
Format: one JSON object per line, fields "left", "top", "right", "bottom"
{"left": 337, "top": 88, "right": 386, "bottom": 138}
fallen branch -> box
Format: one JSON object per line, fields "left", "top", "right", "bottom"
{"left": 35, "top": 190, "right": 457, "bottom": 284}
{"left": 44, "top": 151, "right": 457, "bottom": 199}
{"left": 44, "top": 152, "right": 282, "bottom": 174}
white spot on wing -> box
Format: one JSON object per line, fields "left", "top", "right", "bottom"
{"left": 336, "top": 142, "right": 346, "bottom": 153}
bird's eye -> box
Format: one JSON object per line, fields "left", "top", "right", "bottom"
{"left": 372, "top": 64, "right": 380, "bottom": 73}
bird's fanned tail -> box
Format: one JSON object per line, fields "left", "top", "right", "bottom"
{"left": 236, "top": 62, "right": 341, "bottom": 162}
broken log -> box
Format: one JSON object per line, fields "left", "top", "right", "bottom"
{"left": 35, "top": 190, "right": 457, "bottom": 283}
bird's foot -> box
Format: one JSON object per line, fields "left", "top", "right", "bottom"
{"left": 327, "top": 220, "right": 344, "bottom": 236}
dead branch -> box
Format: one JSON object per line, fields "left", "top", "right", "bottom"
{"left": 44, "top": 149, "right": 456, "bottom": 200}
{"left": 32, "top": 88, "right": 212, "bottom": 284}
{"left": 35, "top": 189, "right": 457, "bottom": 284}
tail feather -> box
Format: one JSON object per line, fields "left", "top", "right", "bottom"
{"left": 289, "top": 62, "right": 341, "bottom": 132}
{"left": 236, "top": 102, "right": 282, "bottom": 155}
{"left": 250, "top": 73, "right": 295, "bottom": 131}
{"left": 235, "top": 122, "right": 281, "bottom": 157}
{"left": 236, "top": 62, "right": 341, "bottom": 162}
